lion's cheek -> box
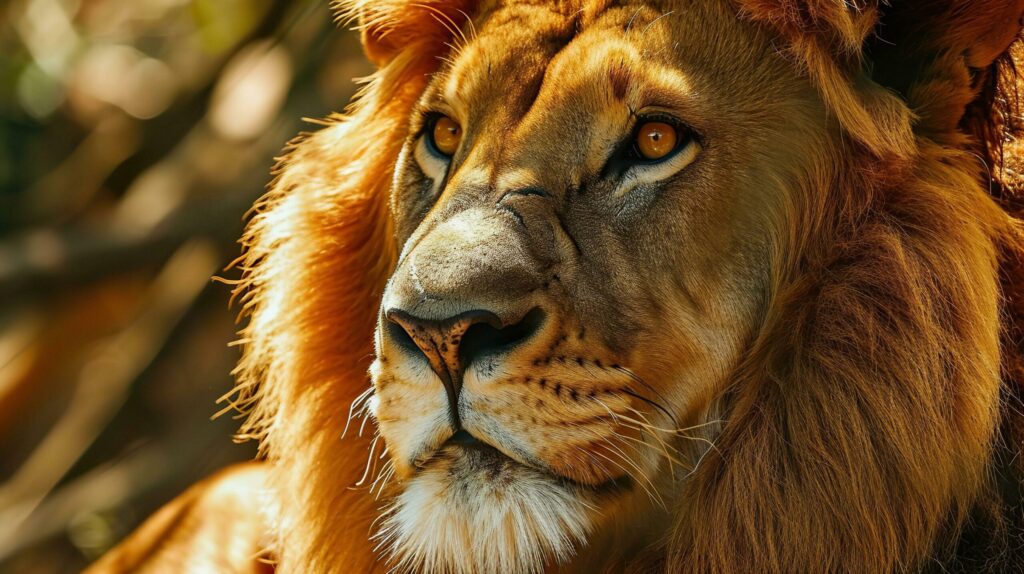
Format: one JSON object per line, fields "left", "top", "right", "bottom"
{"left": 538, "top": 436, "right": 639, "bottom": 487}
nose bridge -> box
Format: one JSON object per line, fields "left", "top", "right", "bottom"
{"left": 443, "top": 56, "right": 592, "bottom": 206}
{"left": 494, "top": 102, "right": 588, "bottom": 199}
{"left": 386, "top": 206, "right": 541, "bottom": 321}
{"left": 496, "top": 43, "right": 606, "bottom": 194}
{"left": 447, "top": 133, "right": 568, "bottom": 205}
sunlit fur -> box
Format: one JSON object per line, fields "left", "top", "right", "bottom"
{"left": 232, "top": 0, "right": 1024, "bottom": 572}
{"left": 96, "top": 0, "right": 1024, "bottom": 572}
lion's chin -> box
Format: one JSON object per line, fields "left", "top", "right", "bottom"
{"left": 375, "top": 443, "right": 596, "bottom": 574}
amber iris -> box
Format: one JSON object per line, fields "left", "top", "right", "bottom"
{"left": 635, "top": 121, "right": 678, "bottom": 160}
{"left": 432, "top": 116, "right": 462, "bottom": 156}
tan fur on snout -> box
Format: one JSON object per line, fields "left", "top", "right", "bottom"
{"left": 91, "top": 0, "right": 1024, "bottom": 572}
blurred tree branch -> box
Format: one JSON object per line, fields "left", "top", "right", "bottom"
{"left": 0, "top": 183, "right": 260, "bottom": 302}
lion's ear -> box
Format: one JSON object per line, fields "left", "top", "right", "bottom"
{"left": 336, "top": 0, "right": 479, "bottom": 68}
{"left": 738, "top": 0, "right": 1024, "bottom": 158}
{"left": 868, "top": 0, "right": 1024, "bottom": 175}
{"left": 739, "top": 0, "right": 1024, "bottom": 67}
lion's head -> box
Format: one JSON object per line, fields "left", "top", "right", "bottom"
{"left": 228, "top": 1, "right": 1024, "bottom": 572}
{"left": 368, "top": 1, "right": 815, "bottom": 570}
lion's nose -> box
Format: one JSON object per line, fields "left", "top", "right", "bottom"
{"left": 385, "top": 307, "right": 544, "bottom": 427}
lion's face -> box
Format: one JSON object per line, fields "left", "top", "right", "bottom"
{"left": 368, "top": 1, "right": 827, "bottom": 571}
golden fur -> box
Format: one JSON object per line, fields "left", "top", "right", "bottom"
{"left": 92, "top": 1, "right": 1024, "bottom": 572}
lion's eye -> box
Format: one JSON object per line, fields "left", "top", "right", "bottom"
{"left": 633, "top": 121, "right": 679, "bottom": 161}
{"left": 605, "top": 115, "right": 700, "bottom": 194}
{"left": 429, "top": 115, "right": 462, "bottom": 157}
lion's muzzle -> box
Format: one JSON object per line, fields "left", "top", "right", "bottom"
{"left": 374, "top": 190, "right": 649, "bottom": 491}
{"left": 379, "top": 203, "right": 559, "bottom": 443}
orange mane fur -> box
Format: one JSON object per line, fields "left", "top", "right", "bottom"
{"left": 223, "top": 2, "right": 476, "bottom": 570}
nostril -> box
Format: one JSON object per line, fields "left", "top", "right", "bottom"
{"left": 459, "top": 307, "right": 545, "bottom": 369}
{"left": 384, "top": 306, "right": 545, "bottom": 387}
{"left": 385, "top": 312, "right": 420, "bottom": 354}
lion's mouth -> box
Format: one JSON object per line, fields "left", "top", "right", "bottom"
{"left": 415, "top": 429, "right": 632, "bottom": 496}
{"left": 439, "top": 430, "right": 511, "bottom": 476}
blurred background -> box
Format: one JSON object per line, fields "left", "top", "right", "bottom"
{"left": 0, "top": 0, "right": 371, "bottom": 571}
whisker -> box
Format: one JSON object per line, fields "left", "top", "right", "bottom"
{"left": 681, "top": 434, "right": 720, "bottom": 481}
{"left": 590, "top": 396, "right": 681, "bottom": 475}
{"left": 342, "top": 385, "right": 375, "bottom": 439}
{"left": 620, "top": 406, "right": 680, "bottom": 458}
{"left": 358, "top": 405, "right": 373, "bottom": 437}
{"left": 625, "top": 7, "right": 643, "bottom": 32}
{"left": 619, "top": 387, "right": 679, "bottom": 428}
{"left": 641, "top": 10, "right": 675, "bottom": 35}
{"left": 371, "top": 460, "right": 397, "bottom": 499}
{"left": 614, "top": 427, "right": 686, "bottom": 470}
{"left": 610, "top": 362, "right": 675, "bottom": 425}
{"left": 410, "top": 3, "right": 469, "bottom": 52}
{"left": 368, "top": 502, "right": 395, "bottom": 539}
{"left": 576, "top": 426, "right": 664, "bottom": 508}
{"left": 677, "top": 433, "right": 722, "bottom": 456}
{"left": 605, "top": 410, "right": 673, "bottom": 436}
{"left": 354, "top": 434, "right": 382, "bottom": 487}
{"left": 619, "top": 406, "right": 725, "bottom": 437}
{"left": 457, "top": 9, "right": 477, "bottom": 41}
{"left": 590, "top": 440, "right": 665, "bottom": 508}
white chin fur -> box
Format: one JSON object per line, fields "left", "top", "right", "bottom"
{"left": 375, "top": 450, "right": 594, "bottom": 574}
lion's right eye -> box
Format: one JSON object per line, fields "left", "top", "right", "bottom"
{"left": 428, "top": 115, "right": 462, "bottom": 157}
{"left": 634, "top": 121, "right": 678, "bottom": 161}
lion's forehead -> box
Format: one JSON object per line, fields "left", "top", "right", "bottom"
{"left": 422, "top": 1, "right": 725, "bottom": 189}
{"left": 428, "top": 0, "right": 774, "bottom": 159}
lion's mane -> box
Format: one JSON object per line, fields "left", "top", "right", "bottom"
{"left": 224, "top": 1, "right": 1024, "bottom": 571}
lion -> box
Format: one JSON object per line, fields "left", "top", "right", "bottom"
{"left": 88, "top": 0, "right": 1024, "bottom": 572}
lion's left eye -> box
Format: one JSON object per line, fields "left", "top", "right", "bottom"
{"left": 428, "top": 115, "right": 462, "bottom": 158}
